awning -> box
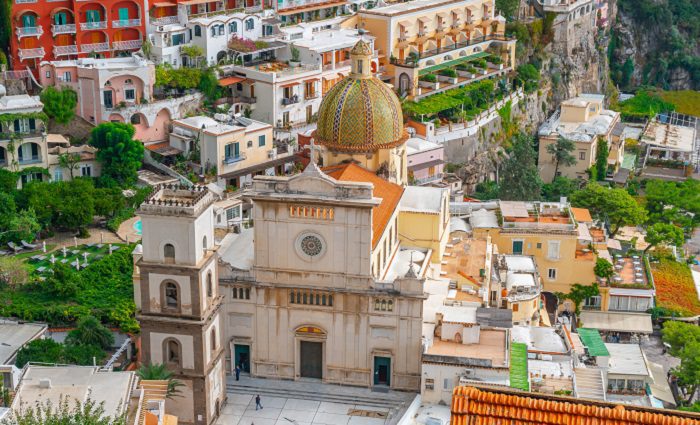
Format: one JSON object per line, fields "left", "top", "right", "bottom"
{"left": 579, "top": 311, "right": 653, "bottom": 334}
{"left": 609, "top": 288, "right": 654, "bottom": 297}
{"left": 46, "top": 134, "right": 70, "bottom": 145}
{"left": 179, "top": 0, "right": 211, "bottom": 5}
{"left": 398, "top": 19, "right": 412, "bottom": 28}
{"left": 437, "top": 12, "right": 449, "bottom": 20}
{"left": 280, "top": 82, "right": 299, "bottom": 88}
{"left": 219, "top": 155, "right": 299, "bottom": 180}
{"left": 304, "top": 77, "right": 320, "bottom": 83}
{"left": 218, "top": 76, "right": 246, "bottom": 87}
{"left": 322, "top": 74, "right": 338, "bottom": 81}
{"left": 577, "top": 223, "right": 592, "bottom": 241}
{"left": 577, "top": 328, "right": 609, "bottom": 357}
{"left": 648, "top": 361, "right": 676, "bottom": 406}
{"left": 418, "top": 51, "right": 490, "bottom": 76}
{"left": 418, "top": 16, "right": 432, "bottom": 23}
{"left": 146, "top": 142, "right": 182, "bottom": 157}
{"left": 407, "top": 158, "right": 444, "bottom": 171}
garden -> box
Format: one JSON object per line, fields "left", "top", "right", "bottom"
{"left": 403, "top": 79, "right": 501, "bottom": 124}
{"left": 651, "top": 257, "right": 700, "bottom": 317}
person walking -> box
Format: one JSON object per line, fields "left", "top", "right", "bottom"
{"left": 235, "top": 365, "right": 241, "bottom": 381}
{"left": 255, "top": 394, "right": 263, "bottom": 410}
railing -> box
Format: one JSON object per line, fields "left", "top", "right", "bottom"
{"left": 102, "top": 337, "right": 132, "bottom": 371}
{"left": 413, "top": 173, "right": 443, "bottom": 185}
{"left": 390, "top": 34, "right": 514, "bottom": 67}
{"left": 80, "top": 21, "right": 107, "bottom": 30}
{"left": 112, "top": 18, "right": 142, "bottom": 28}
{"left": 1, "top": 70, "right": 30, "bottom": 80}
{"left": 151, "top": 15, "right": 179, "bottom": 26}
{"left": 54, "top": 45, "right": 78, "bottom": 56}
{"left": 502, "top": 220, "right": 575, "bottom": 232}
{"left": 113, "top": 39, "right": 143, "bottom": 50}
{"left": 16, "top": 26, "right": 43, "bottom": 38}
{"left": 304, "top": 91, "right": 319, "bottom": 100}
{"left": 278, "top": 0, "right": 344, "bottom": 11}
{"left": 222, "top": 153, "right": 247, "bottom": 165}
{"left": 229, "top": 95, "right": 257, "bottom": 104}
{"left": 281, "top": 96, "right": 299, "bottom": 106}
{"left": 582, "top": 304, "right": 602, "bottom": 311}
{"left": 81, "top": 42, "right": 110, "bottom": 53}
{"left": 14, "top": 0, "right": 37, "bottom": 3}
{"left": 18, "top": 156, "right": 42, "bottom": 165}
{"left": 18, "top": 47, "right": 45, "bottom": 60}
{"left": 52, "top": 23, "right": 76, "bottom": 35}
{"left": 275, "top": 63, "right": 321, "bottom": 77}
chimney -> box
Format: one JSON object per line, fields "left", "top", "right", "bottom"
{"left": 39, "top": 378, "right": 52, "bottom": 389}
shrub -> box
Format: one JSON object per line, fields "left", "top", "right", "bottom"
{"left": 652, "top": 258, "right": 700, "bottom": 316}
{"left": 489, "top": 56, "right": 503, "bottom": 65}
{"left": 439, "top": 69, "right": 458, "bottom": 78}
{"left": 474, "top": 59, "right": 488, "bottom": 69}
{"left": 420, "top": 74, "right": 437, "bottom": 83}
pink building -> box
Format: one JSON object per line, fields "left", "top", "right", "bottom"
{"left": 406, "top": 138, "right": 444, "bottom": 186}
{"left": 39, "top": 55, "right": 201, "bottom": 143}
{"left": 595, "top": 0, "right": 609, "bottom": 28}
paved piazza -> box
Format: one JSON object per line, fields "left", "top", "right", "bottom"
{"left": 217, "top": 394, "right": 390, "bottom": 425}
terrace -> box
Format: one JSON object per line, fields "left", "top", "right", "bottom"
{"left": 441, "top": 236, "right": 489, "bottom": 304}
{"left": 609, "top": 255, "right": 650, "bottom": 288}
{"left": 499, "top": 201, "right": 576, "bottom": 233}
{"left": 391, "top": 34, "right": 514, "bottom": 68}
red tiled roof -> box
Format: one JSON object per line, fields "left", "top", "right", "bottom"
{"left": 451, "top": 386, "right": 700, "bottom": 425}
{"left": 323, "top": 163, "right": 403, "bottom": 249}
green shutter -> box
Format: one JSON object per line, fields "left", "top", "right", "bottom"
{"left": 22, "top": 14, "right": 36, "bottom": 28}
{"left": 234, "top": 142, "right": 240, "bottom": 157}
{"left": 119, "top": 8, "right": 129, "bottom": 21}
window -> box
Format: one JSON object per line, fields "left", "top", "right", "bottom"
{"left": 130, "top": 114, "right": 141, "bottom": 124}
{"left": 172, "top": 33, "right": 185, "bottom": 46}
{"left": 584, "top": 296, "right": 601, "bottom": 309}
{"left": 202, "top": 235, "right": 208, "bottom": 250}
{"left": 224, "top": 142, "right": 240, "bottom": 161}
{"left": 194, "top": 25, "right": 201, "bottom": 36}
{"left": 229, "top": 22, "right": 237, "bottom": 33}
{"left": 547, "top": 268, "right": 557, "bottom": 280}
{"left": 207, "top": 272, "right": 213, "bottom": 297}
{"left": 374, "top": 298, "right": 394, "bottom": 312}
{"left": 513, "top": 303, "right": 519, "bottom": 312}
{"left": 210, "top": 328, "right": 217, "bottom": 352}
{"left": 289, "top": 290, "right": 332, "bottom": 306}
{"left": 164, "top": 281, "right": 179, "bottom": 309}
{"left": 164, "top": 244, "right": 175, "bottom": 263}
{"left": 547, "top": 241, "right": 560, "bottom": 260}
{"left": 226, "top": 206, "right": 241, "bottom": 221}
{"left": 356, "top": 60, "right": 363, "bottom": 73}
{"left": 80, "top": 165, "right": 92, "bottom": 177}
{"left": 245, "top": 18, "right": 254, "bottom": 30}
{"left": 125, "top": 89, "right": 135, "bottom": 101}
{"left": 247, "top": 140, "right": 253, "bottom": 148}
{"left": 218, "top": 25, "right": 224, "bottom": 36}
{"left": 211, "top": 26, "right": 217, "bottom": 37}
{"left": 443, "top": 378, "right": 450, "bottom": 390}
{"left": 579, "top": 151, "right": 586, "bottom": 160}
{"left": 63, "top": 72, "right": 71, "bottom": 82}
{"left": 165, "top": 339, "right": 181, "bottom": 365}
{"left": 512, "top": 240, "right": 524, "bottom": 255}
{"left": 536, "top": 242, "right": 542, "bottom": 249}
{"left": 258, "top": 135, "right": 265, "bottom": 147}
{"left": 425, "top": 378, "right": 435, "bottom": 391}
{"left": 232, "top": 286, "right": 251, "bottom": 299}
{"left": 53, "top": 168, "right": 63, "bottom": 182}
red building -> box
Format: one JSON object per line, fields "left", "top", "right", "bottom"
{"left": 10, "top": 0, "right": 146, "bottom": 76}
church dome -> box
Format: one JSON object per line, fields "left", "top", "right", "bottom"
{"left": 314, "top": 41, "right": 407, "bottom": 153}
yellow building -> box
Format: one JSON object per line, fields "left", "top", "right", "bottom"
{"left": 468, "top": 201, "right": 597, "bottom": 305}
{"left": 493, "top": 255, "right": 543, "bottom": 326}
{"left": 398, "top": 186, "right": 451, "bottom": 263}
{"left": 538, "top": 94, "right": 621, "bottom": 182}
{"left": 356, "top": 0, "right": 516, "bottom": 99}
{"left": 168, "top": 115, "right": 298, "bottom": 188}
{"left": 314, "top": 40, "right": 409, "bottom": 185}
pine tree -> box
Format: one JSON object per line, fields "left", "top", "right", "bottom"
{"left": 499, "top": 133, "right": 543, "bottom": 201}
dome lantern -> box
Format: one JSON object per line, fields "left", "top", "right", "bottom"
{"left": 350, "top": 39, "right": 372, "bottom": 79}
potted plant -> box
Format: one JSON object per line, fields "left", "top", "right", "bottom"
{"left": 438, "top": 68, "right": 458, "bottom": 84}
{"left": 290, "top": 44, "right": 301, "bottom": 67}
{"left": 418, "top": 73, "right": 439, "bottom": 89}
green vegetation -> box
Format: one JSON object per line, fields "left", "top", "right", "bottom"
{"left": 595, "top": 139, "right": 608, "bottom": 181}
{"left": 644, "top": 179, "right": 700, "bottom": 232}
{"left": 613, "top": 89, "right": 676, "bottom": 120}
{"left": 89, "top": 123, "right": 145, "bottom": 187}
{"left": 472, "top": 181, "right": 500, "bottom": 201}
{"left": 542, "top": 176, "right": 581, "bottom": 201}
{"left": 498, "top": 133, "right": 542, "bottom": 201}
{"left": 555, "top": 283, "right": 599, "bottom": 315}
{"left": 658, "top": 90, "right": 700, "bottom": 116}
{"left": 594, "top": 258, "right": 614, "bottom": 283}
{"left": 40, "top": 87, "right": 78, "bottom": 125}
{"left": 515, "top": 64, "right": 541, "bottom": 93}
{"left": 403, "top": 79, "right": 496, "bottom": 119}
{"left": 15, "top": 338, "right": 106, "bottom": 368}
{"left": 137, "top": 363, "right": 185, "bottom": 399}
{"left": 643, "top": 222, "right": 684, "bottom": 254}
{"left": 419, "top": 74, "right": 437, "bottom": 83}
{"left": 155, "top": 64, "right": 206, "bottom": 90}
{"left": 652, "top": 258, "right": 700, "bottom": 317}
{"left": 0, "top": 247, "right": 138, "bottom": 333}
{"left": 66, "top": 315, "right": 115, "bottom": 350}
{"left": 571, "top": 183, "right": 647, "bottom": 236}
{"left": 545, "top": 136, "right": 577, "bottom": 183}
{"left": 439, "top": 69, "right": 458, "bottom": 78}
{"left": 1, "top": 394, "right": 126, "bottom": 424}
{"left": 662, "top": 321, "right": 700, "bottom": 405}
{"left": 496, "top": 0, "right": 520, "bottom": 21}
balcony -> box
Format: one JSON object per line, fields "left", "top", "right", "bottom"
{"left": 151, "top": 15, "right": 178, "bottom": 26}
{"left": 81, "top": 42, "right": 110, "bottom": 53}
{"left": 112, "top": 18, "right": 141, "bottom": 28}
{"left": 281, "top": 95, "right": 299, "bottom": 106}
{"left": 391, "top": 34, "right": 514, "bottom": 67}
{"left": 223, "top": 153, "right": 247, "bottom": 165}
{"left": 304, "top": 91, "right": 319, "bottom": 100}
{"left": 113, "top": 39, "right": 142, "bottom": 50}
{"left": 18, "top": 156, "right": 42, "bottom": 165}
{"left": 18, "top": 47, "right": 45, "bottom": 60}
{"left": 229, "top": 95, "right": 257, "bottom": 104}
{"left": 52, "top": 24, "right": 76, "bottom": 35}
{"left": 14, "top": 0, "right": 37, "bottom": 3}
{"left": 16, "top": 26, "right": 43, "bottom": 38}
{"left": 81, "top": 21, "right": 107, "bottom": 30}
{"left": 54, "top": 45, "right": 78, "bottom": 56}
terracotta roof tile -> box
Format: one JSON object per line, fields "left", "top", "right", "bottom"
{"left": 323, "top": 163, "right": 403, "bottom": 248}
{"left": 450, "top": 386, "right": 700, "bottom": 425}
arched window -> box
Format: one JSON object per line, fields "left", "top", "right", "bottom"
{"left": 164, "top": 244, "right": 175, "bottom": 263}
{"left": 245, "top": 18, "right": 254, "bottom": 30}
{"left": 164, "top": 339, "right": 181, "bottom": 365}
{"left": 163, "top": 281, "right": 179, "bottom": 310}
{"left": 387, "top": 300, "right": 394, "bottom": 312}
{"left": 194, "top": 25, "right": 201, "bottom": 36}
{"left": 290, "top": 291, "right": 295, "bottom": 303}
{"left": 211, "top": 328, "right": 217, "bottom": 352}
{"left": 130, "top": 114, "right": 141, "bottom": 125}
{"left": 207, "top": 271, "right": 213, "bottom": 297}
{"left": 202, "top": 235, "right": 208, "bottom": 250}
{"left": 229, "top": 21, "right": 237, "bottom": 33}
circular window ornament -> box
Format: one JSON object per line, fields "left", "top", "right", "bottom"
{"left": 295, "top": 232, "right": 326, "bottom": 261}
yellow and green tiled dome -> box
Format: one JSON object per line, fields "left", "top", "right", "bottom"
{"left": 314, "top": 50, "right": 407, "bottom": 152}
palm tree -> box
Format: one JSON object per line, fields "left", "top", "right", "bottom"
{"left": 136, "top": 363, "right": 184, "bottom": 399}
{"left": 545, "top": 135, "right": 577, "bottom": 182}
{"left": 65, "top": 316, "right": 114, "bottom": 350}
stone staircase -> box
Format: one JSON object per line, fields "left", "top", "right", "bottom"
{"left": 574, "top": 367, "right": 606, "bottom": 401}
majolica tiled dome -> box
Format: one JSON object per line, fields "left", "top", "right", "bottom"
{"left": 314, "top": 41, "right": 407, "bottom": 153}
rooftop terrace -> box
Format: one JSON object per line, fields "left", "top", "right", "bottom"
{"left": 424, "top": 329, "right": 508, "bottom": 367}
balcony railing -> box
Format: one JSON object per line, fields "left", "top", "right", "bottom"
{"left": 18, "top": 156, "right": 42, "bottom": 165}
{"left": 278, "top": 0, "right": 344, "bottom": 11}
{"left": 391, "top": 34, "right": 514, "bottom": 67}
{"left": 223, "top": 153, "right": 246, "bottom": 165}
{"left": 112, "top": 18, "right": 142, "bottom": 28}
{"left": 52, "top": 24, "right": 76, "bottom": 35}
{"left": 16, "top": 26, "right": 43, "bottom": 38}
{"left": 304, "top": 91, "right": 319, "bottom": 100}
{"left": 113, "top": 39, "right": 143, "bottom": 50}
{"left": 54, "top": 45, "right": 78, "bottom": 56}
{"left": 18, "top": 47, "right": 45, "bottom": 60}
{"left": 81, "top": 21, "right": 107, "bottom": 30}
{"left": 14, "top": 0, "right": 37, "bottom": 3}
{"left": 281, "top": 95, "right": 299, "bottom": 106}
{"left": 151, "top": 15, "right": 179, "bottom": 26}
{"left": 414, "top": 173, "right": 443, "bottom": 185}
{"left": 229, "top": 95, "right": 257, "bottom": 104}
{"left": 81, "top": 42, "right": 110, "bottom": 53}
